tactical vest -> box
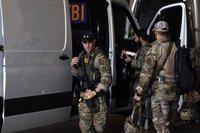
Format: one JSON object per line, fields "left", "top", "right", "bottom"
{"left": 78, "top": 49, "right": 102, "bottom": 88}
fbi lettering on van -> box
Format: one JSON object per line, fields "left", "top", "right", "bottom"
{"left": 69, "top": 2, "right": 87, "bottom": 24}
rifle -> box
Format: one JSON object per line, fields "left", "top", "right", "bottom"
{"left": 131, "top": 99, "right": 141, "bottom": 126}
{"left": 134, "top": 81, "right": 154, "bottom": 133}
{"left": 72, "top": 52, "right": 101, "bottom": 109}
{"left": 72, "top": 74, "right": 97, "bottom": 108}
{"left": 143, "top": 88, "right": 153, "bottom": 133}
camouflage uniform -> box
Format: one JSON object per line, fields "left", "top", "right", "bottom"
{"left": 131, "top": 43, "right": 151, "bottom": 78}
{"left": 72, "top": 47, "right": 111, "bottom": 133}
{"left": 137, "top": 39, "right": 178, "bottom": 133}
{"left": 129, "top": 44, "right": 151, "bottom": 104}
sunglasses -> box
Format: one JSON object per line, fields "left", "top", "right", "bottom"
{"left": 82, "top": 35, "right": 94, "bottom": 41}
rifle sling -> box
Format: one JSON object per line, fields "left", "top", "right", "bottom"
{"left": 157, "top": 41, "right": 173, "bottom": 75}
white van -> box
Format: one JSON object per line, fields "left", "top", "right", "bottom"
{"left": 0, "top": 0, "right": 199, "bottom": 132}
{"left": 0, "top": 0, "right": 73, "bottom": 132}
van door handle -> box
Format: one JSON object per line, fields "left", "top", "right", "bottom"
{"left": 59, "top": 54, "right": 69, "bottom": 61}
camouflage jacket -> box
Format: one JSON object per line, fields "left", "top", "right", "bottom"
{"left": 131, "top": 43, "right": 151, "bottom": 76}
{"left": 138, "top": 39, "right": 177, "bottom": 92}
{"left": 71, "top": 47, "right": 111, "bottom": 92}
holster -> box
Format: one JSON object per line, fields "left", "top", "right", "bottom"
{"left": 85, "top": 96, "right": 100, "bottom": 113}
{"left": 85, "top": 97, "right": 96, "bottom": 108}
{"left": 156, "top": 75, "right": 165, "bottom": 82}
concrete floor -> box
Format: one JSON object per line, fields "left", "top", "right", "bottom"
{"left": 17, "top": 113, "right": 200, "bottom": 133}
{"left": 17, "top": 114, "right": 126, "bottom": 133}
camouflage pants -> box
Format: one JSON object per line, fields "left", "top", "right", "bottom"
{"left": 78, "top": 94, "right": 107, "bottom": 133}
{"left": 151, "top": 80, "right": 178, "bottom": 133}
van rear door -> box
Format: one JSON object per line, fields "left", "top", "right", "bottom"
{"left": 1, "top": 0, "right": 72, "bottom": 132}
{"left": 147, "top": 2, "right": 187, "bottom": 47}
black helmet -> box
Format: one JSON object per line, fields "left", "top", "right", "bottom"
{"left": 81, "top": 32, "right": 96, "bottom": 42}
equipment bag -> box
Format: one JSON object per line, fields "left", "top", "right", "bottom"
{"left": 174, "top": 47, "right": 196, "bottom": 94}
{"left": 124, "top": 101, "right": 141, "bottom": 133}
{"left": 124, "top": 117, "right": 139, "bottom": 133}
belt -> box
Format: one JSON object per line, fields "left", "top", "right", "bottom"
{"left": 156, "top": 75, "right": 165, "bottom": 82}
{"left": 156, "top": 75, "right": 174, "bottom": 82}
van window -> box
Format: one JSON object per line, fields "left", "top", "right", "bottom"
{"left": 158, "top": 7, "right": 182, "bottom": 42}
{"left": 148, "top": 6, "right": 182, "bottom": 43}
{"left": 133, "top": 0, "right": 183, "bottom": 29}
{"left": 112, "top": 4, "right": 138, "bottom": 41}
{"left": 3, "top": 0, "right": 66, "bottom": 51}
{"left": 112, "top": 4, "right": 139, "bottom": 54}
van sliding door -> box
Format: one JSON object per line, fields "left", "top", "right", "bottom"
{"left": 2, "top": 0, "right": 72, "bottom": 132}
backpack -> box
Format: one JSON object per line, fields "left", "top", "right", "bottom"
{"left": 174, "top": 47, "right": 196, "bottom": 94}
